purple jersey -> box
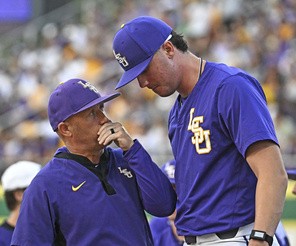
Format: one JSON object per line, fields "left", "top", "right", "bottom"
{"left": 0, "top": 221, "right": 14, "bottom": 246}
{"left": 168, "top": 62, "right": 278, "bottom": 236}
{"left": 11, "top": 140, "right": 176, "bottom": 245}
{"left": 150, "top": 217, "right": 168, "bottom": 242}
{"left": 149, "top": 217, "right": 183, "bottom": 246}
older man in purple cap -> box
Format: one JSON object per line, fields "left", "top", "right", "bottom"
{"left": 11, "top": 78, "right": 176, "bottom": 245}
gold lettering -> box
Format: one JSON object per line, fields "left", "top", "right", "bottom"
{"left": 188, "top": 108, "right": 195, "bottom": 131}
{"left": 188, "top": 109, "right": 212, "bottom": 154}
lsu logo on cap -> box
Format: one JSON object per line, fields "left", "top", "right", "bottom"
{"left": 113, "top": 50, "right": 129, "bottom": 68}
{"left": 77, "top": 80, "right": 99, "bottom": 93}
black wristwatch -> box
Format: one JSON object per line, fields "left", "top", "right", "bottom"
{"left": 250, "top": 230, "right": 273, "bottom": 246}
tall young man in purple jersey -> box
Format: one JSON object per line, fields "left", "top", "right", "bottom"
{"left": 112, "top": 16, "right": 288, "bottom": 246}
{"left": 11, "top": 78, "right": 176, "bottom": 245}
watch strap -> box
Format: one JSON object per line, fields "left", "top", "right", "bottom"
{"left": 250, "top": 230, "right": 273, "bottom": 246}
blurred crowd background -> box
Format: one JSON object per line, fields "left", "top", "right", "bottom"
{"left": 0, "top": 0, "right": 296, "bottom": 173}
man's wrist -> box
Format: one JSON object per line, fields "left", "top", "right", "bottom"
{"left": 122, "top": 139, "right": 136, "bottom": 153}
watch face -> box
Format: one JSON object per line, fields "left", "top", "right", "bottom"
{"left": 250, "top": 230, "right": 266, "bottom": 241}
{"left": 253, "top": 231, "right": 265, "bottom": 239}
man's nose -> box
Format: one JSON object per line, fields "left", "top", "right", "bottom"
{"left": 137, "top": 76, "right": 149, "bottom": 88}
{"left": 98, "top": 112, "right": 110, "bottom": 125}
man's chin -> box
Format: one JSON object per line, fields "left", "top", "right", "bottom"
{"left": 153, "top": 87, "right": 174, "bottom": 97}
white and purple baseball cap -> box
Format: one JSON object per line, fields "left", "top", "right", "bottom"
{"left": 48, "top": 78, "right": 120, "bottom": 131}
{"left": 1, "top": 161, "right": 42, "bottom": 191}
{"left": 161, "top": 160, "right": 176, "bottom": 184}
{"left": 112, "top": 16, "right": 172, "bottom": 89}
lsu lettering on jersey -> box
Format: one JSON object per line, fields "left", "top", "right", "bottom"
{"left": 168, "top": 62, "right": 278, "bottom": 236}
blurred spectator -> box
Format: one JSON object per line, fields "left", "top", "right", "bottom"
{"left": 0, "top": 161, "right": 42, "bottom": 246}
{"left": 0, "top": 0, "right": 295, "bottom": 171}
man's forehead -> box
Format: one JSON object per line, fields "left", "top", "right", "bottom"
{"left": 82, "top": 103, "right": 104, "bottom": 113}
{"left": 69, "top": 104, "right": 105, "bottom": 120}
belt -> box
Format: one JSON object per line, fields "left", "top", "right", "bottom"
{"left": 185, "top": 228, "right": 239, "bottom": 245}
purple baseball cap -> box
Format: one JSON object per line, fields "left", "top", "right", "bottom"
{"left": 161, "top": 160, "right": 176, "bottom": 184}
{"left": 48, "top": 78, "right": 120, "bottom": 131}
{"left": 286, "top": 168, "right": 296, "bottom": 180}
{"left": 112, "top": 16, "right": 172, "bottom": 89}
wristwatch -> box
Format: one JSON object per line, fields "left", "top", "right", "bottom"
{"left": 250, "top": 230, "right": 273, "bottom": 246}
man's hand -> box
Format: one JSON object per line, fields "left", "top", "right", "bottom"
{"left": 97, "top": 122, "right": 134, "bottom": 151}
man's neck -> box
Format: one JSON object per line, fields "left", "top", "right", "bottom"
{"left": 178, "top": 53, "right": 203, "bottom": 98}
{"left": 7, "top": 208, "right": 20, "bottom": 227}
{"left": 67, "top": 146, "right": 104, "bottom": 165}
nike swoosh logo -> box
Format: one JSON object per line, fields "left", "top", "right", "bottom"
{"left": 72, "top": 181, "right": 86, "bottom": 191}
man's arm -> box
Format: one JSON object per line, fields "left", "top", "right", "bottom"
{"left": 246, "top": 140, "right": 288, "bottom": 245}
{"left": 97, "top": 121, "right": 177, "bottom": 217}
{"left": 123, "top": 139, "right": 177, "bottom": 217}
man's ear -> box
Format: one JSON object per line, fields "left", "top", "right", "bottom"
{"left": 14, "top": 190, "right": 24, "bottom": 203}
{"left": 57, "top": 122, "right": 72, "bottom": 137}
{"left": 162, "top": 41, "right": 174, "bottom": 58}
